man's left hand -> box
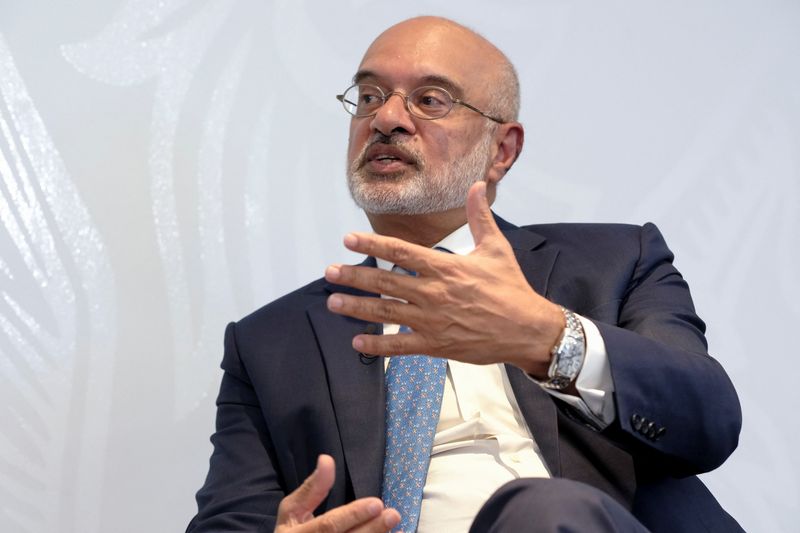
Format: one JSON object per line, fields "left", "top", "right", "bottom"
{"left": 324, "top": 181, "right": 564, "bottom": 378}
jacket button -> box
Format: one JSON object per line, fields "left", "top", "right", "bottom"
{"left": 654, "top": 427, "right": 667, "bottom": 440}
{"left": 631, "top": 414, "right": 643, "bottom": 431}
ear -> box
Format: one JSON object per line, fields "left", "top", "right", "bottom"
{"left": 485, "top": 121, "right": 524, "bottom": 186}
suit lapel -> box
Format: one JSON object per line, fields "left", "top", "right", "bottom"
{"left": 496, "top": 215, "right": 558, "bottom": 296}
{"left": 306, "top": 264, "right": 385, "bottom": 499}
{"left": 497, "top": 216, "right": 563, "bottom": 475}
{"left": 505, "top": 366, "right": 560, "bottom": 476}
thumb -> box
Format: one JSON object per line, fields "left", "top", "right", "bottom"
{"left": 466, "top": 181, "right": 500, "bottom": 248}
{"left": 277, "top": 455, "right": 336, "bottom": 524}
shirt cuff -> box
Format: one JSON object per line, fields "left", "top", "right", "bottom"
{"left": 533, "top": 315, "right": 617, "bottom": 429}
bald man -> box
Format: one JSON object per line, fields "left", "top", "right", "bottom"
{"left": 188, "top": 17, "right": 742, "bottom": 533}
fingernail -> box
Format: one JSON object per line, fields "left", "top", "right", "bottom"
{"left": 325, "top": 265, "right": 340, "bottom": 280}
{"left": 344, "top": 233, "right": 358, "bottom": 248}
{"left": 352, "top": 336, "right": 364, "bottom": 350}
{"left": 368, "top": 500, "right": 382, "bottom": 516}
{"left": 327, "top": 295, "right": 343, "bottom": 310}
{"left": 385, "top": 510, "right": 401, "bottom": 528}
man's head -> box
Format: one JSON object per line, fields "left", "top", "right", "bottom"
{"left": 344, "top": 17, "right": 524, "bottom": 219}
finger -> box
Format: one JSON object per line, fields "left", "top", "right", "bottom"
{"left": 325, "top": 264, "right": 418, "bottom": 301}
{"left": 342, "top": 232, "right": 442, "bottom": 275}
{"left": 348, "top": 507, "right": 402, "bottom": 533}
{"left": 277, "top": 455, "right": 336, "bottom": 524}
{"left": 352, "top": 328, "right": 431, "bottom": 357}
{"left": 327, "top": 293, "right": 423, "bottom": 330}
{"left": 465, "top": 181, "right": 502, "bottom": 248}
{"left": 293, "top": 498, "right": 387, "bottom": 533}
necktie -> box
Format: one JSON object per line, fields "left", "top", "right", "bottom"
{"left": 381, "top": 267, "right": 447, "bottom": 532}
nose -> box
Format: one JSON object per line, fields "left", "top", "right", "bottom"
{"left": 369, "top": 92, "right": 416, "bottom": 137}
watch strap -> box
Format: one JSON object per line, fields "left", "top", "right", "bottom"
{"left": 541, "top": 307, "right": 586, "bottom": 390}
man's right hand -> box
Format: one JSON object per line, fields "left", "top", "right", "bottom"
{"left": 275, "top": 455, "right": 401, "bottom": 532}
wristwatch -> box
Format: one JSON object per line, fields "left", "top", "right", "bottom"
{"left": 541, "top": 307, "right": 586, "bottom": 390}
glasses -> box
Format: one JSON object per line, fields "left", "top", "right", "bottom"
{"left": 336, "top": 84, "right": 505, "bottom": 123}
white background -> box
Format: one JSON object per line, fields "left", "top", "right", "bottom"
{"left": 0, "top": 1, "right": 798, "bottom": 532}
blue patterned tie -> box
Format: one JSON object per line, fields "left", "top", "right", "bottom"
{"left": 382, "top": 268, "right": 447, "bottom": 532}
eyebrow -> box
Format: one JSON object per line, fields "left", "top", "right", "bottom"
{"left": 352, "top": 70, "right": 465, "bottom": 98}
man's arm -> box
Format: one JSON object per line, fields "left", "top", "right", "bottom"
{"left": 591, "top": 221, "right": 741, "bottom": 474}
{"left": 188, "top": 322, "right": 287, "bottom": 532}
{"left": 324, "top": 182, "right": 741, "bottom": 474}
{"left": 533, "top": 220, "right": 741, "bottom": 473}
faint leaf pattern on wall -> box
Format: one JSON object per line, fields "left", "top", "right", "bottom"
{"left": 0, "top": 35, "right": 116, "bottom": 533}
{"left": 61, "top": 0, "right": 260, "bottom": 417}
{"left": 61, "top": 0, "right": 359, "bottom": 418}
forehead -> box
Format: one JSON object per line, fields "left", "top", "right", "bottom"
{"left": 355, "top": 22, "right": 494, "bottom": 95}
{"left": 354, "top": 70, "right": 464, "bottom": 98}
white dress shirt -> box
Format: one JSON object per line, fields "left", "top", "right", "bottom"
{"left": 376, "top": 223, "right": 616, "bottom": 532}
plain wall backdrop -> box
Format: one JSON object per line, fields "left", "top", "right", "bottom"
{"left": 1, "top": 1, "right": 798, "bottom": 531}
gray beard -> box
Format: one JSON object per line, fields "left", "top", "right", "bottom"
{"left": 347, "top": 131, "right": 495, "bottom": 215}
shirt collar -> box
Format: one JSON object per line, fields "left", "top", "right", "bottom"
{"left": 375, "top": 223, "right": 474, "bottom": 271}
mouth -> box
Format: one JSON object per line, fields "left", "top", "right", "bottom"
{"left": 361, "top": 142, "right": 419, "bottom": 174}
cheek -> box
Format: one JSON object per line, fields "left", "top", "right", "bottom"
{"left": 453, "top": 128, "right": 489, "bottom": 159}
{"left": 347, "top": 121, "right": 368, "bottom": 162}
{"left": 424, "top": 120, "right": 481, "bottom": 159}
{"left": 426, "top": 130, "right": 456, "bottom": 161}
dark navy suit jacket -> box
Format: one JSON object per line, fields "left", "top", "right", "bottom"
{"left": 188, "top": 219, "right": 743, "bottom": 532}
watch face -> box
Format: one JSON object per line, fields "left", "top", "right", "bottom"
{"left": 556, "top": 335, "right": 583, "bottom": 377}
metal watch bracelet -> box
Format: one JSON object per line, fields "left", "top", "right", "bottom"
{"left": 541, "top": 306, "right": 586, "bottom": 390}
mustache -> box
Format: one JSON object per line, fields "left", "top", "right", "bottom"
{"left": 353, "top": 133, "right": 423, "bottom": 171}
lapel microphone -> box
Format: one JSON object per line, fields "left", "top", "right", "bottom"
{"left": 358, "top": 323, "right": 380, "bottom": 365}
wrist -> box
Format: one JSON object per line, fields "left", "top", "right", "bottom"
{"left": 519, "top": 301, "right": 565, "bottom": 378}
{"left": 540, "top": 307, "right": 586, "bottom": 390}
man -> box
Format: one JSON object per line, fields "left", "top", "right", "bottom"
{"left": 188, "top": 16, "right": 743, "bottom": 533}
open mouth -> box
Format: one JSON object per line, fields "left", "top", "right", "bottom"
{"left": 362, "top": 142, "right": 419, "bottom": 173}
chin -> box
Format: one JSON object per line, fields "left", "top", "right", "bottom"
{"left": 350, "top": 187, "right": 466, "bottom": 216}
{"left": 347, "top": 167, "right": 472, "bottom": 215}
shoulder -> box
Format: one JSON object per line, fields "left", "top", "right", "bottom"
{"left": 508, "top": 222, "right": 679, "bottom": 314}
{"left": 521, "top": 222, "right": 656, "bottom": 245}
{"left": 233, "top": 276, "right": 328, "bottom": 338}
{"left": 515, "top": 222, "right": 671, "bottom": 262}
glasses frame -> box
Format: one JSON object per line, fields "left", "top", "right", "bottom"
{"left": 336, "top": 84, "right": 506, "bottom": 123}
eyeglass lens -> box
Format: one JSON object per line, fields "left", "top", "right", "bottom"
{"left": 341, "top": 85, "right": 454, "bottom": 119}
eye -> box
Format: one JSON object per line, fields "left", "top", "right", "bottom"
{"left": 419, "top": 95, "right": 442, "bottom": 107}
{"left": 415, "top": 89, "right": 448, "bottom": 108}
{"left": 357, "top": 86, "right": 383, "bottom": 106}
{"left": 341, "top": 85, "right": 385, "bottom": 116}
{"left": 360, "top": 94, "right": 380, "bottom": 105}
{"left": 342, "top": 85, "right": 384, "bottom": 111}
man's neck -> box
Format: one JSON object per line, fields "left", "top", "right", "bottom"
{"left": 366, "top": 208, "right": 467, "bottom": 248}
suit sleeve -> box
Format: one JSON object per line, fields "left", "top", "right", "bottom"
{"left": 186, "top": 322, "right": 282, "bottom": 533}
{"left": 594, "top": 223, "right": 742, "bottom": 475}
